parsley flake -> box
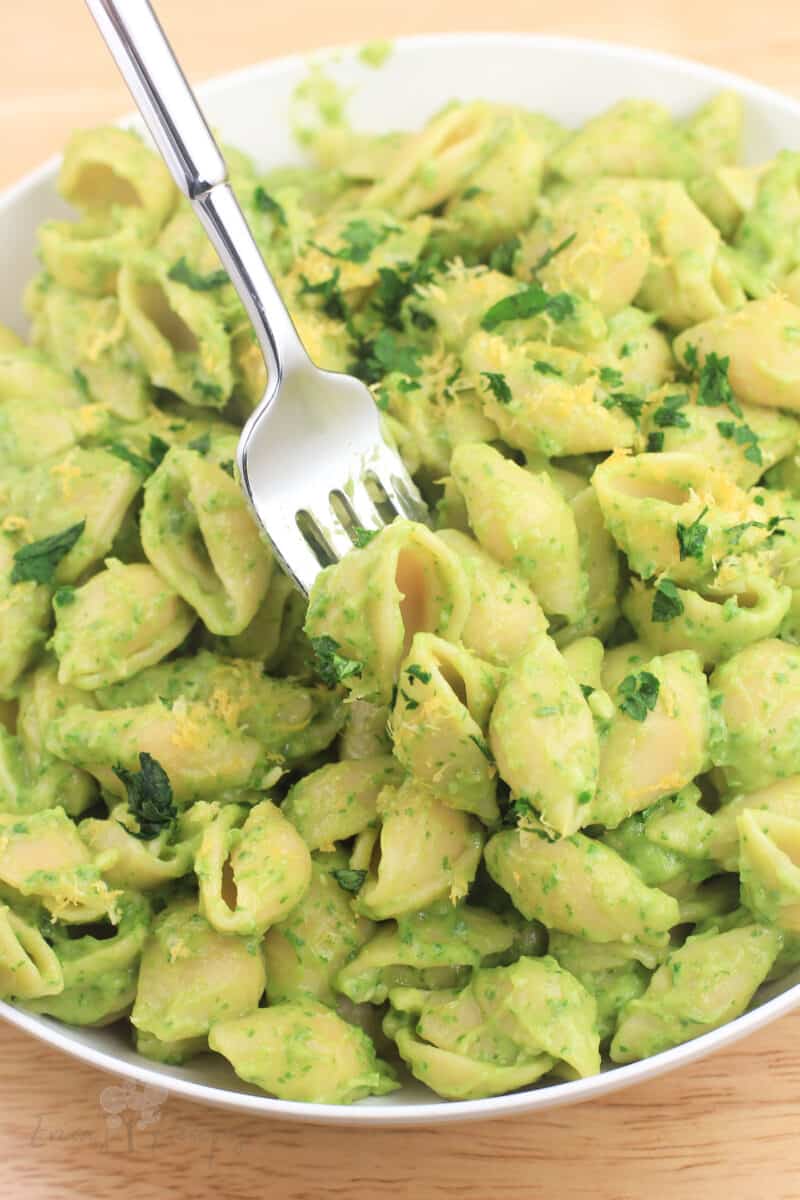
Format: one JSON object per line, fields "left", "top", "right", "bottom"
{"left": 187, "top": 432, "right": 211, "bottom": 456}
{"left": 317, "top": 219, "right": 396, "bottom": 264}
{"left": 676, "top": 507, "right": 709, "bottom": 562}
{"left": 406, "top": 664, "right": 432, "bottom": 685}
{"left": 481, "top": 371, "right": 512, "bottom": 405}
{"left": 716, "top": 420, "right": 762, "bottom": 465}
{"left": 488, "top": 236, "right": 521, "bottom": 275}
{"left": 73, "top": 368, "right": 90, "bottom": 397}
{"left": 168, "top": 256, "right": 228, "bottom": 291}
{"left": 10, "top": 521, "right": 85, "bottom": 585}
{"left": 298, "top": 268, "right": 349, "bottom": 322}
{"left": 361, "top": 330, "right": 422, "bottom": 381}
{"left": 533, "top": 232, "right": 577, "bottom": 274}
{"left": 253, "top": 186, "right": 287, "bottom": 225}
{"left": 602, "top": 392, "right": 643, "bottom": 422}
{"left": 468, "top": 734, "right": 493, "bottom": 762}
{"left": 310, "top": 635, "right": 363, "bottom": 687}
{"left": 652, "top": 579, "right": 684, "bottom": 623}
{"left": 352, "top": 526, "right": 378, "bottom": 548}
{"left": 481, "top": 284, "right": 576, "bottom": 331}
{"left": 113, "top": 752, "right": 176, "bottom": 841}
{"left": 617, "top": 671, "right": 660, "bottom": 722}
{"left": 599, "top": 366, "right": 625, "bottom": 389}
{"left": 332, "top": 868, "right": 367, "bottom": 893}
{"left": 647, "top": 432, "right": 665, "bottom": 452}
{"left": 652, "top": 392, "right": 690, "bottom": 429}
{"left": 53, "top": 586, "right": 76, "bottom": 607}
{"left": 696, "top": 351, "right": 742, "bottom": 416}
{"left": 533, "top": 360, "right": 562, "bottom": 377}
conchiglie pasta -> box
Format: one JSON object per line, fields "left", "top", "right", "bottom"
{"left": 118, "top": 253, "right": 233, "bottom": 406}
{"left": 517, "top": 187, "right": 650, "bottom": 317}
{"left": 451, "top": 442, "right": 586, "bottom": 622}
{"left": 639, "top": 382, "right": 799, "bottom": 489}
{"left": 623, "top": 571, "right": 791, "bottom": 667}
{"left": 710, "top": 777, "right": 800, "bottom": 871}
{"left": 282, "top": 757, "right": 401, "bottom": 849}
{"left": 484, "top": 827, "right": 679, "bottom": 945}
{"left": 0, "top": 807, "right": 116, "bottom": 924}
{"left": 592, "top": 450, "right": 752, "bottom": 585}
{"left": 436, "top": 529, "right": 547, "bottom": 666}
{"left": 391, "top": 633, "right": 501, "bottom": 824}
{"left": 489, "top": 633, "right": 598, "bottom": 837}
{"left": 304, "top": 520, "right": 469, "bottom": 703}
{"left": 593, "top": 650, "right": 711, "bottom": 829}
{"left": 52, "top": 561, "right": 196, "bottom": 690}
{"left": 673, "top": 296, "right": 800, "bottom": 412}
{"left": 610, "top": 924, "right": 780, "bottom": 1063}
{"left": 354, "top": 780, "right": 484, "bottom": 920}
{"left": 710, "top": 639, "right": 800, "bottom": 791}
{"left": 46, "top": 699, "right": 263, "bottom": 803}
{"left": 196, "top": 800, "right": 311, "bottom": 937}
{"left": 737, "top": 810, "right": 800, "bottom": 933}
{"left": 131, "top": 897, "right": 265, "bottom": 1043}
{"left": 263, "top": 862, "right": 373, "bottom": 1006}
{"left": 209, "top": 1000, "right": 398, "bottom": 1104}
{"left": 0, "top": 905, "right": 63, "bottom": 1000}
{"left": 141, "top": 447, "right": 272, "bottom": 636}
{"left": 464, "top": 332, "right": 637, "bottom": 458}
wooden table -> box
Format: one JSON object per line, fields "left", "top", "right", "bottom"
{"left": 2, "top": 3, "right": 800, "bottom": 1197}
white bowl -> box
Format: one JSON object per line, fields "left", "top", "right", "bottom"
{"left": 2, "top": 32, "right": 800, "bottom": 1127}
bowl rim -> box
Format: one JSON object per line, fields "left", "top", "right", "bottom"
{"left": 2, "top": 29, "right": 800, "bottom": 1127}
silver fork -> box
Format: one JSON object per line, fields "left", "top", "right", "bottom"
{"left": 86, "top": 0, "right": 428, "bottom": 595}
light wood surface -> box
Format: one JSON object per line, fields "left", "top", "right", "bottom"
{"left": 2, "top": 3, "right": 800, "bottom": 1198}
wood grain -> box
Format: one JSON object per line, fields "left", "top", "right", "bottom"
{"left": 2, "top": 3, "right": 800, "bottom": 1197}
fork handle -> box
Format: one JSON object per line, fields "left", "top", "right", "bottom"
{"left": 85, "top": 0, "right": 310, "bottom": 379}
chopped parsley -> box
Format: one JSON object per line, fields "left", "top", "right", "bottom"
{"left": 10, "top": 521, "right": 85, "bottom": 585}
{"left": 399, "top": 688, "right": 419, "bottom": 711}
{"left": 676, "top": 507, "right": 709, "bottom": 562}
{"left": 716, "top": 420, "right": 762, "bottom": 466}
{"left": 220, "top": 459, "right": 235, "bottom": 478}
{"left": 683, "top": 343, "right": 700, "bottom": 372}
{"left": 370, "top": 258, "right": 438, "bottom": 327}
{"left": 107, "top": 443, "right": 155, "bottom": 475}
{"left": 532, "top": 232, "right": 577, "bottom": 275}
{"left": 580, "top": 684, "right": 595, "bottom": 699}
{"left": 617, "top": 671, "right": 660, "bottom": 722}
{"left": 503, "top": 797, "right": 536, "bottom": 826}
{"left": 332, "top": 868, "right": 367, "bottom": 894}
{"left": 533, "top": 360, "right": 562, "bottom": 377}
{"left": 253, "top": 186, "right": 287, "bottom": 225}
{"left": 187, "top": 432, "right": 211, "bottom": 456}
{"left": 652, "top": 579, "right": 684, "bottom": 623}
{"left": 647, "top": 432, "right": 665, "bottom": 452}
{"left": 310, "top": 635, "right": 363, "bottom": 687}
{"left": 468, "top": 734, "right": 493, "bottom": 762}
{"left": 488, "top": 236, "right": 521, "bottom": 275}
{"left": 481, "top": 371, "right": 512, "bottom": 405}
{"left": 602, "top": 392, "right": 643, "bottom": 422}
{"left": 405, "top": 664, "right": 432, "bottom": 685}
{"left": 461, "top": 185, "right": 484, "bottom": 200}
{"left": 149, "top": 435, "right": 170, "bottom": 468}
{"left": 352, "top": 526, "right": 378, "bottom": 548}
{"left": 599, "top": 366, "right": 625, "bottom": 389}
{"left": 53, "top": 586, "right": 76, "bottom": 607}
{"left": 192, "top": 380, "right": 223, "bottom": 402}
{"left": 167, "top": 256, "right": 228, "bottom": 291}
{"left": 73, "top": 368, "right": 90, "bottom": 397}
{"left": 652, "top": 392, "right": 690, "bottom": 429}
{"left": 316, "top": 219, "right": 396, "bottom": 264}
{"left": 298, "top": 269, "right": 349, "bottom": 322}
{"left": 480, "top": 284, "right": 575, "bottom": 332}
{"left": 695, "top": 351, "right": 743, "bottom": 417}
{"left": 113, "top": 752, "right": 176, "bottom": 841}
{"left": 360, "top": 330, "right": 422, "bottom": 382}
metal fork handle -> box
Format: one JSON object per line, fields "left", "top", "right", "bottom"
{"left": 85, "top": 0, "right": 310, "bottom": 381}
